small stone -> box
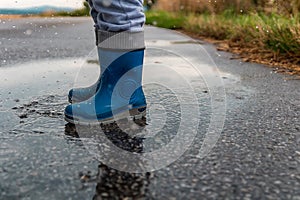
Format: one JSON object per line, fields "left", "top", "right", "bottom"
{"left": 101, "top": 193, "right": 109, "bottom": 197}
{"left": 80, "top": 174, "right": 91, "bottom": 182}
{"left": 274, "top": 180, "right": 282, "bottom": 185}
{"left": 19, "top": 113, "right": 28, "bottom": 119}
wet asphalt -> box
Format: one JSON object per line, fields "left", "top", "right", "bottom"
{"left": 0, "top": 17, "right": 299, "bottom": 199}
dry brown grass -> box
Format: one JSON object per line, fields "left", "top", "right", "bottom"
{"left": 154, "top": 0, "right": 300, "bottom": 15}
{"left": 180, "top": 13, "right": 300, "bottom": 75}
{"left": 155, "top": 0, "right": 260, "bottom": 13}
{"left": 0, "top": 14, "right": 24, "bottom": 19}
{"left": 148, "top": 0, "right": 300, "bottom": 75}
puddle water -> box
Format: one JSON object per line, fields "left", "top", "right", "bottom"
{"left": 0, "top": 47, "right": 251, "bottom": 198}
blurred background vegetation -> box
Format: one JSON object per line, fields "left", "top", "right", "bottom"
{"left": 41, "top": 1, "right": 90, "bottom": 17}
{"left": 43, "top": 0, "right": 299, "bottom": 74}
{"left": 147, "top": 0, "right": 300, "bottom": 15}
{"left": 146, "top": 0, "right": 300, "bottom": 74}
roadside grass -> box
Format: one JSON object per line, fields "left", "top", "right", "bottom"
{"left": 52, "top": 9, "right": 90, "bottom": 17}
{"left": 185, "top": 11, "right": 300, "bottom": 53}
{"left": 39, "top": 2, "right": 90, "bottom": 17}
{"left": 146, "top": 10, "right": 300, "bottom": 75}
{"left": 145, "top": 10, "right": 186, "bottom": 29}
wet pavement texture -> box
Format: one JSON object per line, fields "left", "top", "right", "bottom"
{"left": 0, "top": 17, "right": 95, "bottom": 66}
{"left": 0, "top": 17, "right": 300, "bottom": 199}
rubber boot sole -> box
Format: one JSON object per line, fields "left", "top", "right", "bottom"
{"left": 68, "top": 96, "right": 89, "bottom": 104}
{"left": 64, "top": 106, "right": 146, "bottom": 126}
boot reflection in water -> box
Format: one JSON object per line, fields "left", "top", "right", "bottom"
{"left": 65, "top": 0, "right": 147, "bottom": 125}
{"left": 94, "top": 163, "right": 151, "bottom": 200}
{"left": 64, "top": 117, "right": 152, "bottom": 199}
{"left": 64, "top": 117, "right": 147, "bottom": 152}
{"left": 96, "top": 118, "right": 150, "bottom": 200}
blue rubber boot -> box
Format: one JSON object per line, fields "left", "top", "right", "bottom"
{"left": 68, "top": 46, "right": 104, "bottom": 103}
{"left": 64, "top": 49, "right": 147, "bottom": 125}
{"left": 68, "top": 77, "right": 100, "bottom": 103}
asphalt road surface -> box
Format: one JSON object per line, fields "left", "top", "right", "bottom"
{"left": 0, "top": 17, "right": 299, "bottom": 199}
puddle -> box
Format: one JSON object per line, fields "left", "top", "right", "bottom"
{"left": 171, "top": 40, "right": 204, "bottom": 45}
{"left": 93, "top": 163, "right": 152, "bottom": 199}
{"left": 146, "top": 40, "right": 203, "bottom": 46}
{"left": 0, "top": 47, "right": 251, "bottom": 198}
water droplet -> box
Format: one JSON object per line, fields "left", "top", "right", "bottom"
{"left": 24, "top": 29, "right": 32, "bottom": 35}
{"left": 12, "top": 25, "right": 16, "bottom": 29}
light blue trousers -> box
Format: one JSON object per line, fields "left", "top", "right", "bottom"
{"left": 87, "top": 0, "right": 145, "bottom": 32}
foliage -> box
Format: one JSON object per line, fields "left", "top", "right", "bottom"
{"left": 45, "top": 2, "right": 90, "bottom": 17}
{"left": 146, "top": 9, "right": 300, "bottom": 55}
{"left": 153, "top": 0, "right": 300, "bottom": 16}
{"left": 145, "top": 10, "right": 185, "bottom": 29}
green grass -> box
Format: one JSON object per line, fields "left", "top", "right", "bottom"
{"left": 40, "top": 2, "right": 90, "bottom": 17}
{"left": 145, "top": 10, "right": 186, "bottom": 29}
{"left": 146, "top": 10, "right": 300, "bottom": 55}
{"left": 53, "top": 9, "right": 90, "bottom": 17}
{"left": 258, "top": 13, "right": 300, "bottom": 54}
{"left": 50, "top": 10, "right": 89, "bottom": 17}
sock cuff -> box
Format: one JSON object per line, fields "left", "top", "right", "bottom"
{"left": 95, "top": 29, "right": 145, "bottom": 50}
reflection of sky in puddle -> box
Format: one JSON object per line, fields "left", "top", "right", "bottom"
{"left": 0, "top": 54, "right": 254, "bottom": 197}
{"left": 0, "top": 47, "right": 249, "bottom": 170}
{"left": 0, "top": 57, "right": 210, "bottom": 158}
{"left": 0, "top": 51, "right": 243, "bottom": 134}
{"left": 1, "top": 58, "right": 84, "bottom": 89}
